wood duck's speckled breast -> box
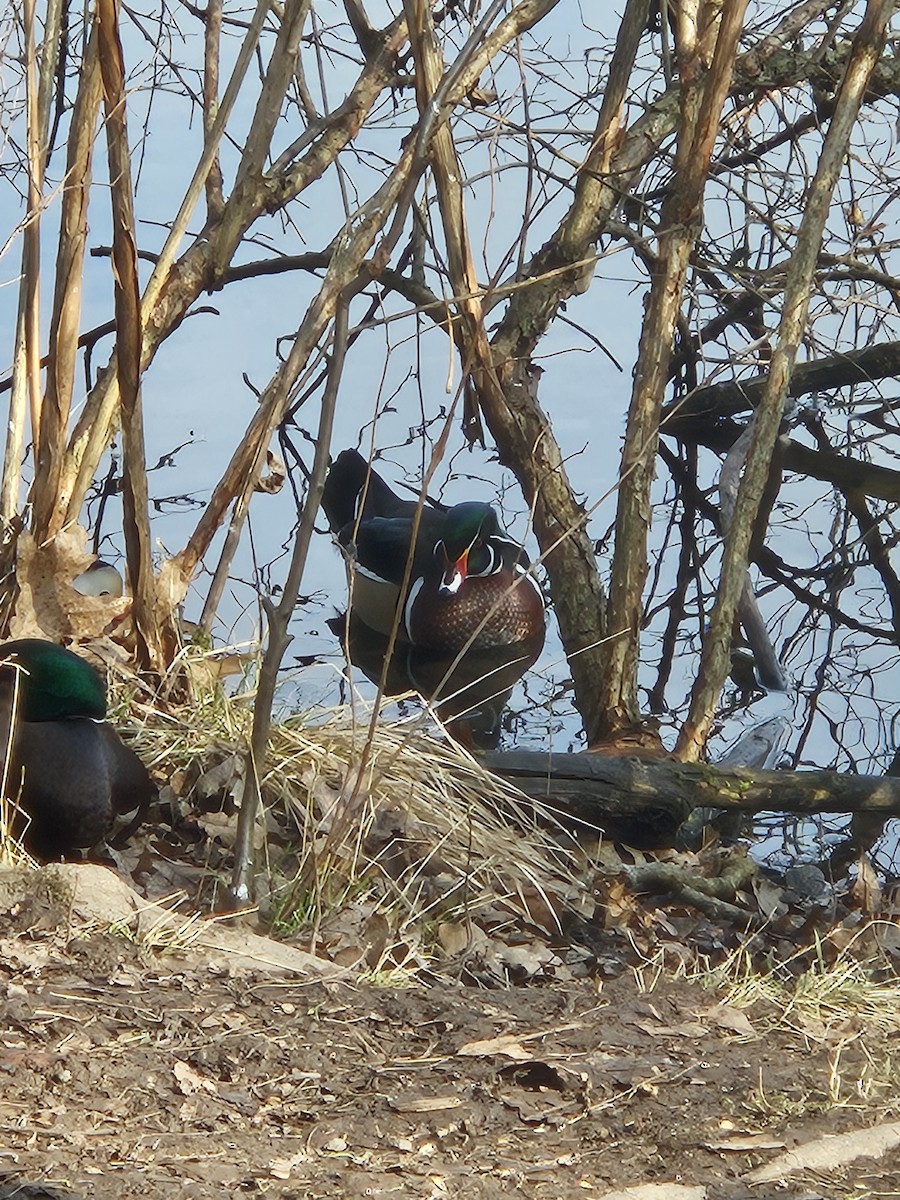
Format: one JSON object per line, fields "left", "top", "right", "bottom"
{"left": 405, "top": 572, "right": 545, "bottom": 652}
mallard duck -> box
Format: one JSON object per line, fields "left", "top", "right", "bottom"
{"left": 0, "top": 639, "right": 155, "bottom": 858}
{"left": 322, "top": 449, "right": 545, "bottom": 653}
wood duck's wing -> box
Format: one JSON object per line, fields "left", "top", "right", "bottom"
{"left": 98, "top": 722, "right": 157, "bottom": 845}
{"left": 323, "top": 449, "right": 414, "bottom": 530}
{"left": 345, "top": 515, "right": 439, "bottom": 585}
{"left": 323, "top": 449, "right": 449, "bottom": 532}
{"left": 97, "top": 722, "right": 158, "bottom": 817}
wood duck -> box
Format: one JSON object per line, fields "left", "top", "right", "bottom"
{"left": 322, "top": 449, "right": 545, "bottom": 653}
{"left": 327, "top": 611, "right": 544, "bottom": 748}
{"left": 0, "top": 639, "right": 155, "bottom": 858}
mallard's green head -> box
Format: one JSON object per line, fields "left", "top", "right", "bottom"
{"left": 0, "top": 639, "right": 107, "bottom": 722}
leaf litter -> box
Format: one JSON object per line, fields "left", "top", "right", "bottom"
{"left": 2, "top": 676, "right": 900, "bottom": 1196}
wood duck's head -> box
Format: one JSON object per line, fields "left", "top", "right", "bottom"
{"left": 434, "top": 502, "right": 516, "bottom": 595}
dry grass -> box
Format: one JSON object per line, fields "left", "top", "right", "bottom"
{"left": 629, "top": 936, "right": 900, "bottom": 1114}
{"left": 0, "top": 658, "right": 37, "bottom": 868}
{"left": 631, "top": 933, "right": 900, "bottom": 1045}
{"left": 0, "top": 797, "right": 37, "bottom": 867}
{"left": 710, "top": 936, "right": 900, "bottom": 1034}
{"left": 123, "top": 661, "right": 590, "bottom": 953}
{"left": 4, "top": 641, "right": 591, "bottom": 955}
{"left": 9, "top": 645, "right": 900, "bottom": 1005}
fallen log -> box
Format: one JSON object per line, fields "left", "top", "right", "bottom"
{"left": 481, "top": 750, "right": 900, "bottom": 848}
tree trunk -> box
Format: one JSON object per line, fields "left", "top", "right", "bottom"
{"left": 482, "top": 749, "right": 900, "bottom": 848}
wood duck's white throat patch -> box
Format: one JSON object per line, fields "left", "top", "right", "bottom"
{"left": 439, "top": 567, "right": 465, "bottom": 595}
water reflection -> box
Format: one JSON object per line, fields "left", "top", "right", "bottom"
{"left": 327, "top": 612, "right": 544, "bottom": 749}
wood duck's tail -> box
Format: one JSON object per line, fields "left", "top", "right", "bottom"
{"left": 322, "top": 448, "right": 408, "bottom": 532}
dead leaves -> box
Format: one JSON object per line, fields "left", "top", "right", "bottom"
{"left": 173, "top": 1058, "right": 218, "bottom": 1096}
{"left": 253, "top": 449, "right": 285, "bottom": 495}
{"left": 0, "top": 862, "right": 343, "bottom": 978}
{"left": 388, "top": 1095, "right": 463, "bottom": 1114}
{"left": 11, "top": 524, "right": 130, "bottom": 642}
{"left": 436, "top": 919, "right": 571, "bottom": 984}
{"left": 596, "top": 1190, "right": 706, "bottom": 1200}
{"left": 2, "top": 892, "right": 899, "bottom": 1200}
{"left": 458, "top": 1032, "right": 537, "bottom": 1060}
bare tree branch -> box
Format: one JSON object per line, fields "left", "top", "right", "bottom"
{"left": 97, "top": 0, "right": 163, "bottom": 671}
{"left": 677, "top": 0, "right": 893, "bottom": 760}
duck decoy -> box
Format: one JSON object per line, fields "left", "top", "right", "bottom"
{"left": 322, "top": 449, "right": 545, "bottom": 653}
{"left": 0, "top": 639, "right": 155, "bottom": 858}
{"left": 71, "top": 560, "right": 125, "bottom": 598}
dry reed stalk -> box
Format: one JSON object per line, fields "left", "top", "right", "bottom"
{"left": 0, "top": 662, "right": 36, "bottom": 868}
{"left": 125, "top": 671, "right": 588, "bottom": 931}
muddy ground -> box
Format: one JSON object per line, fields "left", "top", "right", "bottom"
{"left": 0, "top": 867, "right": 898, "bottom": 1200}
